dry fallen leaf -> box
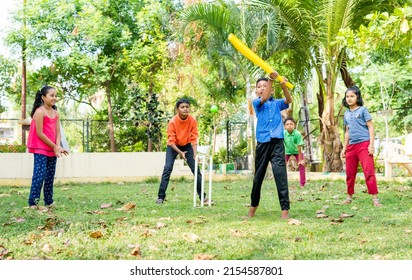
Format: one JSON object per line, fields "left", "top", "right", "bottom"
{"left": 140, "top": 229, "right": 153, "bottom": 238}
{"left": 194, "top": 253, "right": 215, "bottom": 260}
{"left": 316, "top": 214, "right": 329, "bottom": 219}
{"left": 13, "top": 217, "right": 25, "bottom": 223}
{"left": 89, "top": 231, "right": 103, "bottom": 239}
{"left": 41, "top": 243, "right": 53, "bottom": 253}
{"left": 288, "top": 219, "right": 302, "bottom": 225}
{"left": 0, "top": 245, "right": 11, "bottom": 260}
{"left": 131, "top": 244, "right": 142, "bottom": 257}
{"left": 294, "top": 237, "right": 302, "bottom": 242}
{"left": 100, "top": 203, "right": 113, "bottom": 209}
{"left": 229, "top": 229, "right": 245, "bottom": 237}
{"left": 156, "top": 222, "right": 166, "bottom": 229}
{"left": 373, "top": 255, "right": 383, "bottom": 260}
{"left": 331, "top": 218, "right": 344, "bottom": 223}
{"left": 86, "top": 210, "right": 105, "bottom": 215}
{"left": 405, "top": 230, "right": 412, "bottom": 234}
{"left": 186, "top": 219, "right": 206, "bottom": 225}
{"left": 117, "top": 202, "right": 136, "bottom": 211}
{"left": 316, "top": 209, "right": 326, "bottom": 214}
{"left": 22, "top": 239, "right": 34, "bottom": 245}
{"left": 340, "top": 213, "right": 354, "bottom": 218}
{"left": 182, "top": 233, "right": 200, "bottom": 243}
{"left": 0, "top": 194, "right": 11, "bottom": 197}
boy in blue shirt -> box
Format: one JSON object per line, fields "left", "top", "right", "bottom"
{"left": 248, "top": 71, "right": 292, "bottom": 219}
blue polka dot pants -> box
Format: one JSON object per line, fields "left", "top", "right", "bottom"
{"left": 28, "top": 153, "right": 57, "bottom": 206}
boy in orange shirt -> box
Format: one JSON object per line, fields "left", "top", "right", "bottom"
{"left": 156, "top": 98, "right": 205, "bottom": 204}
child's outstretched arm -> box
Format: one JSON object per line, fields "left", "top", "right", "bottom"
{"left": 366, "top": 120, "right": 375, "bottom": 155}
{"left": 341, "top": 125, "right": 349, "bottom": 158}
{"left": 268, "top": 71, "right": 292, "bottom": 104}
{"left": 169, "top": 144, "right": 187, "bottom": 160}
{"left": 297, "top": 145, "right": 305, "bottom": 166}
{"left": 56, "top": 118, "right": 69, "bottom": 156}
{"left": 281, "top": 81, "right": 292, "bottom": 104}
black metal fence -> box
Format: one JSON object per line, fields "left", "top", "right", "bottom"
{"left": 226, "top": 120, "right": 249, "bottom": 170}
{"left": 0, "top": 118, "right": 110, "bottom": 153}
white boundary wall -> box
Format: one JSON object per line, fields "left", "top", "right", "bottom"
{"left": 1, "top": 153, "right": 406, "bottom": 187}
{"left": 0, "top": 152, "right": 193, "bottom": 186}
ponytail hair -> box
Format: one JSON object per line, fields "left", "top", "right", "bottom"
{"left": 30, "top": 85, "right": 56, "bottom": 117}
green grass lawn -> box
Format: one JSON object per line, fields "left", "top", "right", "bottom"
{"left": 1, "top": 176, "right": 411, "bottom": 260}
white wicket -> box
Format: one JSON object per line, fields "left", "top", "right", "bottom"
{"left": 193, "top": 146, "right": 213, "bottom": 207}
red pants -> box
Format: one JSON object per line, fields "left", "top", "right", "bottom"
{"left": 345, "top": 140, "right": 378, "bottom": 195}
{"left": 285, "top": 154, "right": 306, "bottom": 186}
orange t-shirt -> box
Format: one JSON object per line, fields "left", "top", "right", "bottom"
{"left": 167, "top": 114, "right": 198, "bottom": 146}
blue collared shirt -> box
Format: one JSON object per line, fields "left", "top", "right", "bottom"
{"left": 343, "top": 106, "right": 372, "bottom": 144}
{"left": 253, "top": 97, "right": 289, "bottom": 143}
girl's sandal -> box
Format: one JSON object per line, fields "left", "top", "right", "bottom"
{"left": 373, "top": 198, "right": 382, "bottom": 207}
{"left": 341, "top": 198, "right": 352, "bottom": 204}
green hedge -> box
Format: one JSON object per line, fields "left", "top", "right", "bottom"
{"left": 0, "top": 145, "right": 27, "bottom": 153}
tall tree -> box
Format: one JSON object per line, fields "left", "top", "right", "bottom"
{"left": 6, "top": 0, "right": 145, "bottom": 152}
{"left": 251, "top": 0, "right": 400, "bottom": 172}
{"left": 126, "top": 0, "right": 180, "bottom": 152}
{"left": 339, "top": 4, "right": 412, "bottom": 134}
{"left": 180, "top": 0, "right": 303, "bottom": 167}
{"left": 0, "top": 56, "right": 19, "bottom": 114}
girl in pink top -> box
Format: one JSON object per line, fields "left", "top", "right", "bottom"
{"left": 27, "top": 86, "right": 68, "bottom": 208}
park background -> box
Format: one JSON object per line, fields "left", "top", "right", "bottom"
{"left": 0, "top": 0, "right": 412, "bottom": 266}
{"left": 0, "top": 0, "right": 411, "bottom": 179}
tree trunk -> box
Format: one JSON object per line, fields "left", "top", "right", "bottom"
{"left": 105, "top": 80, "right": 116, "bottom": 152}
{"left": 147, "top": 81, "right": 154, "bottom": 152}
{"left": 339, "top": 56, "right": 355, "bottom": 88}
{"left": 21, "top": 43, "right": 27, "bottom": 145}
{"left": 245, "top": 76, "right": 255, "bottom": 171}
{"left": 319, "top": 74, "right": 343, "bottom": 172}
{"left": 21, "top": 0, "right": 27, "bottom": 146}
{"left": 316, "top": 81, "right": 324, "bottom": 133}
{"left": 147, "top": 125, "right": 153, "bottom": 152}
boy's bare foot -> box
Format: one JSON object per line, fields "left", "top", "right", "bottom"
{"left": 341, "top": 198, "right": 352, "bottom": 204}
{"left": 281, "top": 210, "right": 289, "bottom": 219}
{"left": 248, "top": 206, "right": 258, "bottom": 218}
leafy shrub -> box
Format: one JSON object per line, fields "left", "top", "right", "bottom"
{"left": 0, "top": 145, "right": 26, "bottom": 153}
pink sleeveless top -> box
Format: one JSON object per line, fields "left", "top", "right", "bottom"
{"left": 27, "top": 107, "right": 58, "bottom": 157}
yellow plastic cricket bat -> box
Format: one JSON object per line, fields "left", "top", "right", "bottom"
{"left": 228, "top": 33, "right": 294, "bottom": 89}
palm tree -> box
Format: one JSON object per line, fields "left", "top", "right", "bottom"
{"left": 250, "top": 0, "right": 398, "bottom": 172}
{"left": 180, "top": 0, "right": 301, "bottom": 168}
